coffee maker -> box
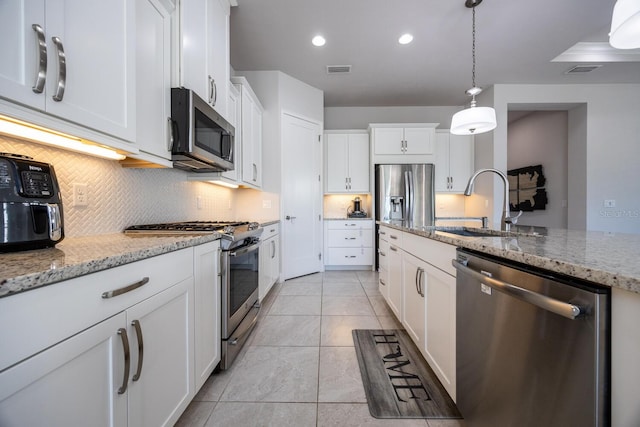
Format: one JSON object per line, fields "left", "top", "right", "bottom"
{"left": 347, "top": 196, "right": 367, "bottom": 218}
{"left": 0, "top": 153, "right": 64, "bottom": 252}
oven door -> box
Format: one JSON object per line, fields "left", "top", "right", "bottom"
{"left": 222, "top": 240, "right": 260, "bottom": 338}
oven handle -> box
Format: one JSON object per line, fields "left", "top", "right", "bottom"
{"left": 229, "top": 241, "right": 260, "bottom": 257}
{"left": 229, "top": 303, "right": 260, "bottom": 345}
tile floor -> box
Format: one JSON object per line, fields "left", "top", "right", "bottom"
{"left": 175, "top": 271, "right": 466, "bottom": 427}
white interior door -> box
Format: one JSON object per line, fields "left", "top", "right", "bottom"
{"left": 281, "top": 113, "right": 323, "bottom": 280}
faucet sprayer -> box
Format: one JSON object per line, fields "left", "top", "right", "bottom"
{"left": 464, "top": 168, "right": 522, "bottom": 232}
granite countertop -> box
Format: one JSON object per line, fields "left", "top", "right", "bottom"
{"left": 325, "top": 217, "right": 373, "bottom": 220}
{"left": 380, "top": 221, "right": 640, "bottom": 294}
{"left": 0, "top": 233, "right": 220, "bottom": 298}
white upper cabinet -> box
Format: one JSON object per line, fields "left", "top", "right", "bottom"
{"left": 370, "top": 124, "right": 438, "bottom": 164}
{"left": 325, "top": 131, "right": 370, "bottom": 193}
{"left": 178, "top": 0, "right": 230, "bottom": 120}
{"left": 232, "top": 77, "right": 263, "bottom": 189}
{"left": 434, "top": 130, "right": 474, "bottom": 193}
{"left": 0, "top": 0, "right": 136, "bottom": 142}
{"left": 135, "top": 0, "right": 173, "bottom": 161}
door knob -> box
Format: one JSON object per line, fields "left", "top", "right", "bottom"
{"left": 285, "top": 215, "right": 297, "bottom": 220}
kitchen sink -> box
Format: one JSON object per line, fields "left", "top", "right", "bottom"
{"left": 436, "top": 228, "right": 504, "bottom": 238}
{"left": 435, "top": 227, "right": 544, "bottom": 238}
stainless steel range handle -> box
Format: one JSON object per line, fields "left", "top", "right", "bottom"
{"left": 229, "top": 241, "right": 260, "bottom": 257}
{"left": 229, "top": 303, "right": 260, "bottom": 345}
{"left": 102, "top": 277, "right": 150, "bottom": 299}
{"left": 117, "top": 328, "right": 130, "bottom": 394}
{"left": 452, "top": 259, "right": 582, "bottom": 320}
{"left": 51, "top": 36, "right": 66, "bottom": 102}
{"left": 32, "top": 24, "right": 47, "bottom": 93}
{"left": 131, "top": 320, "right": 144, "bottom": 382}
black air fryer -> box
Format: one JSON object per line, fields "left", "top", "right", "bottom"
{"left": 0, "top": 153, "right": 64, "bottom": 252}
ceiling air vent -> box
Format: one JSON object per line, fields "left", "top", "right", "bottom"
{"left": 564, "top": 64, "right": 602, "bottom": 74}
{"left": 327, "top": 65, "right": 352, "bottom": 74}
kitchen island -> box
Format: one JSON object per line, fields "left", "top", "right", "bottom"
{"left": 381, "top": 221, "right": 640, "bottom": 294}
{"left": 379, "top": 220, "right": 640, "bottom": 427}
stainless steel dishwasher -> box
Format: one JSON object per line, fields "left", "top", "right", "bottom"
{"left": 452, "top": 249, "right": 610, "bottom": 427}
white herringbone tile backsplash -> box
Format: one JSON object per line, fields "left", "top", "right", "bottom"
{"left": 0, "top": 136, "right": 237, "bottom": 237}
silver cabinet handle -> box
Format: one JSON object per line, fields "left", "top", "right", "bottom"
{"left": 32, "top": 24, "right": 47, "bottom": 93}
{"left": 415, "top": 268, "right": 420, "bottom": 295}
{"left": 452, "top": 259, "right": 582, "bottom": 319}
{"left": 345, "top": 255, "right": 356, "bottom": 258}
{"left": 102, "top": 277, "right": 150, "bottom": 299}
{"left": 379, "top": 278, "right": 386, "bottom": 286}
{"left": 51, "top": 36, "right": 66, "bottom": 102}
{"left": 117, "top": 328, "right": 130, "bottom": 394}
{"left": 208, "top": 75, "right": 217, "bottom": 105}
{"left": 416, "top": 267, "right": 425, "bottom": 297}
{"left": 253, "top": 163, "right": 257, "bottom": 182}
{"left": 345, "top": 237, "right": 357, "bottom": 240}
{"left": 271, "top": 239, "right": 275, "bottom": 258}
{"left": 131, "top": 320, "right": 144, "bottom": 382}
{"left": 389, "top": 234, "right": 398, "bottom": 240}
{"left": 390, "top": 246, "right": 398, "bottom": 252}
{"left": 379, "top": 230, "right": 386, "bottom": 235}
{"left": 379, "top": 251, "right": 386, "bottom": 257}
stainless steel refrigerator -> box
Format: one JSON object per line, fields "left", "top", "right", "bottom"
{"left": 375, "top": 164, "right": 435, "bottom": 267}
{"left": 375, "top": 163, "right": 435, "bottom": 227}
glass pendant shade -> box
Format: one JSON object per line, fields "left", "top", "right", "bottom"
{"left": 450, "top": 105, "right": 497, "bottom": 135}
{"left": 610, "top": 0, "right": 640, "bottom": 49}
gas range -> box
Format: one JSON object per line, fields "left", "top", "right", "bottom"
{"left": 124, "top": 221, "right": 263, "bottom": 250}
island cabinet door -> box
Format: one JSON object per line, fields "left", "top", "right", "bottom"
{"left": 0, "top": 313, "right": 128, "bottom": 427}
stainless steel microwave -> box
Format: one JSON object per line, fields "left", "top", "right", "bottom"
{"left": 170, "top": 87, "right": 235, "bottom": 172}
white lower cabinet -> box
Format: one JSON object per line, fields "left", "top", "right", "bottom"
{"left": 194, "top": 241, "right": 221, "bottom": 392}
{"left": 259, "top": 223, "right": 280, "bottom": 300}
{"left": 324, "top": 220, "right": 374, "bottom": 267}
{"left": 378, "top": 227, "right": 457, "bottom": 400}
{"left": 423, "top": 259, "right": 456, "bottom": 401}
{"left": 126, "top": 278, "right": 194, "bottom": 427}
{"left": 0, "top": 313, "right": 127, "bottom": 426}
{"left": 0, "top": 278, "right": 193, "bottom": 427}
{"left": 386, "top": 237, "right": 403, "bottom": 319}
{"left": 0, "top": 242, "right": 224, "bottom": 427}
{"left": 402, "top": 251, "right": 427, "bottom": 349}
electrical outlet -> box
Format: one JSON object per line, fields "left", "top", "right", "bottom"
{"left": 263, "top": 200, "right": 272, "bottom": 209}
{"left": 604, "top": 199, "right": 616, "bottom": 208}
{"left": 73, "top": 183, "right": 88, "bottom": 207}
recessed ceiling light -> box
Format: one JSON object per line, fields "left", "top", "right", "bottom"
{"left": 398, "top": 34, "right": 414, "bottom": 45}
{"left": 312, "top": 35, "right": 326, "bottom": 47}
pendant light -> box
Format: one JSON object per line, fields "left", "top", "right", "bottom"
{"left": 609, "top": 0, "right": 640, "bottom": 49}
{"left": 450, "top": 0, "right": 497, "bottom": 135}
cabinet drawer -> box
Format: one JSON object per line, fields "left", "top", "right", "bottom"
{"left": 379, "top": 226, "right": 402, "bottom": 246}
{"left": 326, "top": 220, "right": 373, "bottom": 230}
{"left": 0, "top": 248, "right": 193, "bottom": 371}
{"left": 402, "top": 232, "right": 456, "bottom": 277}
{"left": 327, "top": 229, "right": 373, "bottom": 247}
{"left": 326, "top": 248, "right": 373, "bottom": 265}
{"left": 262, "top": 223, "right": 280, "bottom": 240}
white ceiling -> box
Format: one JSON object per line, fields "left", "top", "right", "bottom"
{"left": 229, "top": 0, "right": 640, "bottom": 107}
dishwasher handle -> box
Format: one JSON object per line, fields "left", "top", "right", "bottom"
{"left": 452, "top": 259, "right": 582, "bottom": 320}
